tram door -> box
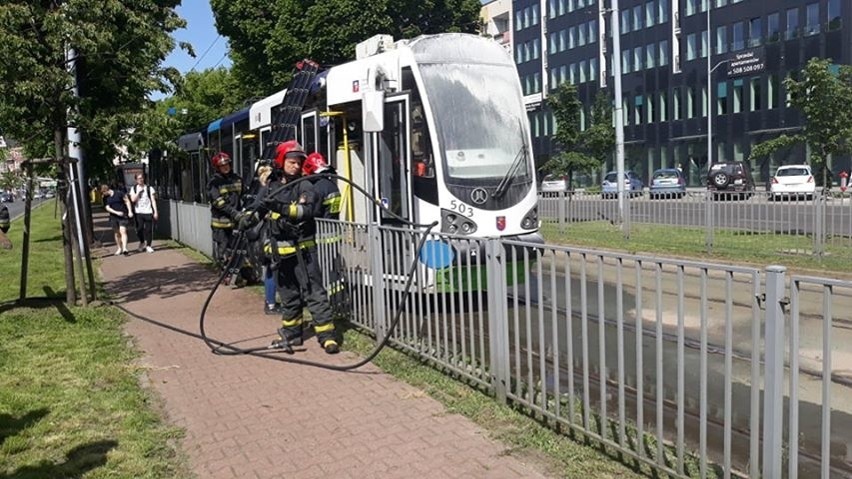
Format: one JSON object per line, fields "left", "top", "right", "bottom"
{"left": 300, "top": 110, "right": 319, "bottom": 154}
{"left": 373, "top": 93, "right": 412, "bottom": 226}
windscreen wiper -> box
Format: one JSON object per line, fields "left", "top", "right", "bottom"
{"left": 492, "top": 144, "right": 527, "bottom": 200}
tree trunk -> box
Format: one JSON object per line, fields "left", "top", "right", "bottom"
{"left": 56, "top": 129, "right": 76, "bottom": 305}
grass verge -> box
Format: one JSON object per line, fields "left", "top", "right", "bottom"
{"left": 341, "top": 326, "right": 659, "bottom": 478}
{"left": 541, "top": 221, "right": 852, "bottom": 275}
{"left": 0, "top": 205, "right": 192, "bottom": 478}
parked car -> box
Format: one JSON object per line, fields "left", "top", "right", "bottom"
{"left": 540, "top": 173, "right": 570, "bottom": 193}
{"left": 706, "top": 161, "right": 755, "bottom": 199}
{"left": 601, "top": 171, "right": 643, "bottom": 198}
{"left": 649, "top": 168, "right": 686, "bottom": 199}
{"left": 770, "top": 164, "right": 815, "bottom": 200}
{"left": 0, "top": 192, "right": 12, "bottom": 203}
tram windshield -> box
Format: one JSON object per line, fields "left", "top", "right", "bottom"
{"left": 418, "top": 62, "right": 531, "bottom": 184}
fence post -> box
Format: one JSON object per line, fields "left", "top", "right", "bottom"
{"left": 704, "top": 192, "right": 714, "bottom": 253}
{"left": 558, "top": 191, "right": 566, "bottom": 227}
{"left": 813, "top": 191, "right": 825, "bottom": 256}
{"left": 486, "top": 237, "right": 509, "bottom": 403}
{"left": 763, "top": 265, "right": 787, "bottom": 479}
{"left": 369, "top": 223, "right": 386, "bottom": 342}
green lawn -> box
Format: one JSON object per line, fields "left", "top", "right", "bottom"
{"left": 541, "top": 221, "right": 852, "bottom": 275}
{"left": 0, "top": 204, "right": 191, "bottom": 478}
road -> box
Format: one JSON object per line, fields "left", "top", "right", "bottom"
{"left": 540, "top": 193, "right": 852, "bottom": 237}
{"left": 4, "top": 196, "right": 50, "bottom": 221}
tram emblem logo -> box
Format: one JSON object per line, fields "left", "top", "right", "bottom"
{"left": 352, "top": 80, "right": 360, "bottom": 93}
{"left": 496, "top": 216, "right": 506, "bottom": 231}
{"left": 470, "top": 187, "right": 488, "bottom": 205}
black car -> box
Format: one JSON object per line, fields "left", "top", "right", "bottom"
{"left": 706, "top": 162, "right": 755, "bottom": 199}
{"left": 0, "top": 192, "right": 13, "bottom": 203}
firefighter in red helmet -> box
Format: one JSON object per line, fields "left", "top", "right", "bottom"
{"left": 208, "top": 151, "right": 244, "bottom": 283}
{"left": 264, "top": 141, "right": 339, "bottom": 354}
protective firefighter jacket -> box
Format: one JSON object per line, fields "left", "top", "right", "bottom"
{"left": 208, "top": 171, "right": 243, "bottom": 229}
{"left": 264, "top": 179, "right": 321, "bottom": 258}
{"left": 308, "top": 168, "right": 341, "bottom": 220}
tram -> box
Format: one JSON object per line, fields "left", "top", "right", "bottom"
{"left": 154, "top": 33, "right": 542, "bottom": 291}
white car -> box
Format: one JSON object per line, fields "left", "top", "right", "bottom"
{"left": 540, "top": 174, "right": 569, "bottom": 193}
{"left": 770, "top": 165, "right": 815, "bottom": 199}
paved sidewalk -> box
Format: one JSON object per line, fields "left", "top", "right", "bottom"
{"left": 96, "top": 214, "right": 549, "bottom": 479}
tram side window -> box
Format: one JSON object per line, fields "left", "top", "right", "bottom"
{"left": 302, "top": 114, "right": 318, "bottom": 154}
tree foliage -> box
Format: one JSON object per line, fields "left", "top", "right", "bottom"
{"left": 125, "top": 67, "right": 243, "bottom": 161}
{"left": 749, "top": 58, "right": 852, "bottom": 187}
{"left": 210, "top": 0, "right": 483, "bottom": 97}
{"left": 543, "top": 84, "right": 615, "bottom": 187}
{"left": 0, "top": 0, "right": 186, "bottom": 179}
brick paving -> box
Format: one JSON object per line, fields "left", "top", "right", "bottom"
{"left": 96, "top": 213, "right": 549, "bottom": 479}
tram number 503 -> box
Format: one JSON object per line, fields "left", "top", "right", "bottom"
{"left": 449, "top": 200, "right": 475, "bottom": 217}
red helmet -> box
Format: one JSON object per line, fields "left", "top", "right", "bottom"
{"left": 303, "top": 152, "right": 329, "bottom": 176}
{"left": 274, "top": 140, "right": 306, "bottom": 169}
{"left": 211, "top": 152, "right": 231, "bottom": 170}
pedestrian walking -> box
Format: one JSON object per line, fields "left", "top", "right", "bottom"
{"left": 130, "top": 173, "right": 158, "bottom": 253}
{"left": 101, "top": 184, "right": 133, "bottom": 256}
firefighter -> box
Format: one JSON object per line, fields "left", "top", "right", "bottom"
{"left": 208, "top": 152, "right": 244, "bottom": 281}
{"left": 259, "top": 141, "right": 339, "bottom": 354}
{"left": 302, "top": 152, "right": 347, "bottom": 315}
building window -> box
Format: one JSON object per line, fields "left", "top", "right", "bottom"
{"left": 550, "top": 33, "right": 558, "bottom": 53}
{"left": 767, "top": 13, "right": 780, "bottom": 42}
{"left": 733, "top": 79, "right": 743, "bottom": 113}
{"left": 589, "top": 21, "right": 597, "bottom": 43}
{"left": 828, "top": 0, "right": 842, "bottom": 30}
{"left": 590, "top": 58, "right": 598, "bottom": 80}
{"left": 659, "top": 92, "right": 667, "bottom": 122}
{"left": 768, "top": 75, "right": 778, "bottom": 109}
{"left": 716, "top": 26, "right": 728, "bottom": 54}
{"left": 635, "top": 96, "right": 644, "bottom": 125}
{"left": 570, "top": 63, "right": 577, "bottom": 83}
{"left": 580, "top": 60, "right": 588, "bottom": 82}
{"left": 673, "top": 87, "right": 682, "bottom": 120}
{"left": 715, "top": 0, "right": 727, "bottom": 6}
{"left": 622, "top": 97, "right": 629, "bottom": 126}
{"left": 634, "top": 46, "right": 644, "bottom": 70}
{"left": 560, "top": 65, "right": 567, "bottom": 84}
{"left": 659, "top": 40, "right": 669, "bottom": 66}
{"left": 786, "top": 8, "right": 800, "bottom": 40}
{"left": 748, "top": 17, "right": 762, "bottom": 47}
{"left": 702, "top": 86, "right": 708, "bottom": 117}
{"left": 658, "top": 0, "right": 668, "bottom": 23}
{"left": 550, "top": 68, "right": 558, "bottom": 90}
{"left": 732, "top": 22, "right": 745, "bottom": 51}
{"left": 647, "top": 94, "right": 654, "bottom": 123}
{"left": 560, "top": 0, "right": 567, "bottom": 15}
{"left": 634, "top": 5, "right": 644, "bottom": 30}
{"left": 750, "top": 77, "right": 761, "bottom": 111}
{"left": 533, "top": 38, "right": 540, "bottom": 59}
{"left": 717, "top": 81, "right": 728, "bottom": 114}
{"left": 560, "top": 30, "right": 567, "bottom": 51}
{"left": 701, "top": 30, "right": 708, "bottom": 58}
{"left": 569, "top": 26, "right": 577, "bottom": 49}
{"left": 531, "top": 4, "right": 539, "bottom": 25}
{"left": 579, "top": 24, "right": 587, "bottom": 46}
{"left": 622, "top": 50, "right": 631, "bottom": 73}
{"left": 687, "top": 33, "right": 697, "bottom": 61}
{"left": 621, "top": 9, "right": 631, "bottom": 33}
{"left": 646, "top": 2, "right": 655, "bottom": 27}
{"left": 515, "top": 11, "right": 522, "bottom": 31}
{"left": 806, "top": 3, "right": 820, "bottom": 36}
{"left": 549, "top": 0, "right": 557, "bottom": 19}
{"left": 686, "top": 0, "right": 696, "bottom": 16}
{"left": 515, "top": 44, "right": 522, "bottom": 63}
{"left": 687, "top": 87, "right": 696, "bottom": 119}
{"left": 646, "top": 44, "right": 656, "bottom": 68}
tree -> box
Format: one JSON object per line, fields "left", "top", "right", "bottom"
{"left": 749, "top": 58, "right": 852, "bottom": 188}
{"left": 125, "top": 67, "right": 244, "bottom": 160}
{"left": 210, "top": 0, "right": 483, "bottom": 98}
{"left": 543, "top": 84, "right": 615, "bottom": 188}
{"left": 0, "top": 1, "right": 186, "bottom": 304}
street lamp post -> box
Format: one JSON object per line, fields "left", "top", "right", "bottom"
{"left": 707, "top": 4, "right": 729, "bottom": 168}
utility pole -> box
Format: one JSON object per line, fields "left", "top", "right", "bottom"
{"left": 66, "top": 46, "right": 96, "bottom": 303}
{"left": 611, "top": 0, "right": 627, "bottom": 232}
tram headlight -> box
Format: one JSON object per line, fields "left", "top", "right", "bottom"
{"left": 521, "top": 205, "right": 538, "bottom": 230}
{"left": 441, "top": 209, "right": 478, "bottom": 235}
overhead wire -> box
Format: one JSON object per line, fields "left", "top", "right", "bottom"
{"left": 189, "top": 34, "right": 221, "bottom": 72}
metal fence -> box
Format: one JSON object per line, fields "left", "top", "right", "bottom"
{"left": 313, "top": 219, "right": 852, "bottom": 479}
{"left": 539, "top": 190, "right": 852, "bottom": 255}
{"left": 155, "top": 199, "right": 213, "bottom": 258}
{"left": 157, "top": 201, "right": 852, "bottom": 477}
